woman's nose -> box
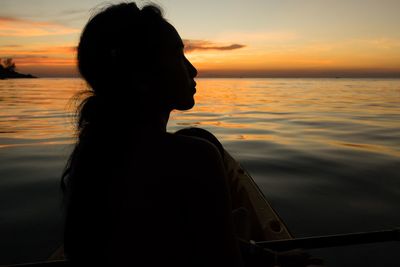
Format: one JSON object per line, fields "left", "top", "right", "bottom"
{"left": 186, "top": 58, "right": 197, "bottom": 78}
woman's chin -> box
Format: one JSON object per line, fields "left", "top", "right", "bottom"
{"left": 174, "top": 98, "right": 195, "bottom": 111}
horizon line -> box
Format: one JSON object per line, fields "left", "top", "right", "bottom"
{"left": 24, "top": 75, "right": 400, "bottom": 79}
{"left": 14, "top": 68, "right": 400, "bottom": 79}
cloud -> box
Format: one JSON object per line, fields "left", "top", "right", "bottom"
{"left": 0, "top": 44, "right": 22, "bottom": 48}
{"left": 183, "top": 39, "right": 245, "bottom": 53}
{"left": 9, "top": 55, "right": 74, "bottom": 66}
{"left": 0, "top": 16, "right": 79, "bottom": 37}
{"left": 59, "top": 9, "right": 87, "bottom": 16}
{"left": 216, "top": 31, "right": 299, "bottom": 43}
{"left": 13, "top": 55, "right": 49, "bottom": 59}
{"left": 356, "top": 38, "right": 400, "bottom": 49}
{"left": 0, "top": 45, "right": 76, "bottom": 66}
{"left": 1, "top": 45, "right": 75, "bottom": 56}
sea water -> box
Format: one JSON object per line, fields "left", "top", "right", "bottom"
{"left": 0, "top": 78, "right": 399, "bottom": 265}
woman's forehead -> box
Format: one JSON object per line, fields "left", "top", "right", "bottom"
{"left": 159, "top": 22, "right": 184, "bottom": 49}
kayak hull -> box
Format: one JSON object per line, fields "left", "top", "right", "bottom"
{"left": 223, "top": 149, "right": 292, "bottom": 242}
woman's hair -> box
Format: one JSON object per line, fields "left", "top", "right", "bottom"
{"left": 78, "top": 2, "right": 165, "bottom": 92}
{"left": 61, "top": 3, "right": 169, "bottom": 259}
{"left": 61, "top": 2, "right": 166, "bottom": 195}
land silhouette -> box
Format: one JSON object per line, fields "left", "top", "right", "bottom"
{"left": 0, "top": 58, "right": 36, "bottom": 79}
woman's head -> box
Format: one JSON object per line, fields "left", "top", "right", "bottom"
{"left": 77, "top": 2, "right": 197, "bottom": 112}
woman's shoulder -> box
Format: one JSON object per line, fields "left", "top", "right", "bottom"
{"left": 168, "top": 129, "right": 223, "bottom": 162}
{"left": 173, "top": 127, "right": 224, "bottom": 155}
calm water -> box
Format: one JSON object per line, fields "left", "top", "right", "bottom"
{"left": 0, "top": 78, "right": 399, "bottom": 266}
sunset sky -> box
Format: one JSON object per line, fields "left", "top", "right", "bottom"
{"left": 1, "top": 0, "right": 399, "bottom": 77}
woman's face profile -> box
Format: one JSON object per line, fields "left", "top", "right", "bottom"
{"left": 154, "top": 22, "right": 198, "bottom": 111}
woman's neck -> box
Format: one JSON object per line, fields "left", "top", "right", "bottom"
{"left": 136, "top": 108, "right": 170, "bottom": 135}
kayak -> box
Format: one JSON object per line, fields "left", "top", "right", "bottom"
{"left": 9, "top": 150, "right": 292, "bottom": 266}
{"left": 222, "top": 149, "right": 293, "bottom": 242}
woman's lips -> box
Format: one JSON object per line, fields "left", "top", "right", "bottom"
{"left": 192, "top": 81, "right": 197, "bottom": 93}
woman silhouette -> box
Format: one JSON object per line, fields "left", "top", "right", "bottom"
{"left": 61, "top": 2, "right": 243, "bottom": 266}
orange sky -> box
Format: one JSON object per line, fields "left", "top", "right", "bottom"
{"left": 1, "top": 0, "right": 400, "bottom": 77}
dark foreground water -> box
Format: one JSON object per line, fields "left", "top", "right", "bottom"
{"left": 0, "top": 78, "right": 399, "bottom": 266}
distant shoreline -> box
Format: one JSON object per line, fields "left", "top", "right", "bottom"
{"left": 0, "top": 70, "right": 37, "bottom": 80}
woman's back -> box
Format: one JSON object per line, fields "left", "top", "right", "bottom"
{"left": 64, "top": 132, "right": 242, "bottom": 266}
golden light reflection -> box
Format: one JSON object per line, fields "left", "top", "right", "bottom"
{"left": 0, "top": 79, "right": 83, "bottom": 145}
{"left": 169, "top": 78, "right": 400, "bottom": 155}
{"left": 1, "top": 78, "right": 399, "bottom": 158}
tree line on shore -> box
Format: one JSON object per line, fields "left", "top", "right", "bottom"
{"left": 0, "top": 58, "right": 36, "bottom": 79}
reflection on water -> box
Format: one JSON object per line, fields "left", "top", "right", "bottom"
{"left": 0, "top": 79, "right": 83, "bottom": 147}
{"left": 0, "top": 78, "right": 399, "bottom": 265}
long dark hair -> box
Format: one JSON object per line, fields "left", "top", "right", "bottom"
{"left": 61, "top": 2, "right": 166, "bottom": 193}
{"left": 61, "top": 2, "right": 168, "bottom": 260}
